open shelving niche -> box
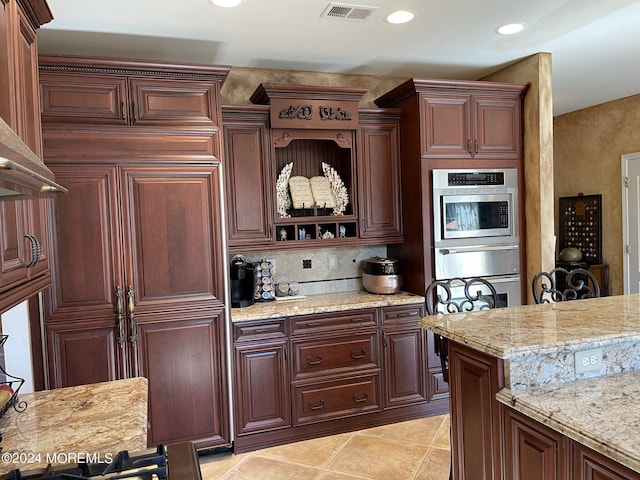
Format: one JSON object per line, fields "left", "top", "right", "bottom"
{"left": 250, "top": 83, "right": 367, "bottom": 247}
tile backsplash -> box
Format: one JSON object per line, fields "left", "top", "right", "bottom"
{"left": 234, "top": 245, "right": 387, "bottom": 296}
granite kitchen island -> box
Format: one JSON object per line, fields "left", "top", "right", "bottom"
{"left": 0, "top": 377, "right": 148, "bottom": 474}
{"left": 420, "top": 293, "right": 640, "bottom": 479}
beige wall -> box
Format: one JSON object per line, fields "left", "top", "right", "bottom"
{"left": 554, "top": 93, "right": 640, "bottom": 296}
{"left": 482, "top": 53, "right": 555, "bottom": 304}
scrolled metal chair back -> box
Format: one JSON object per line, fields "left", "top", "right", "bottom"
{"left": 425, "top": 277, "right": 499, "bottom": 384}
{"left": 532, "top": 267, "right": 600, "bottom": 304}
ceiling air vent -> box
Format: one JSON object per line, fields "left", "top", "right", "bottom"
{"left": 321, "top": 3, "right": 378, "bottom": 21}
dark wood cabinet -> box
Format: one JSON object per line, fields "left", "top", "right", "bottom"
{"left": 448, "top": 340, "right": 505, "bottom": 480}
{"left": 222, "top": 105, "right": 273, "bottom": 249}
{"left": 375, "top": 78, "right": 527, "bottom": 295}
{"left": 504, "top": 406, "right": 569, "bottom": 480}
{"left": 357, "top": 109, "right": 403, "bottom": 242}
{"left": 222, "top": 85, "right": 404, "bottom": 252}
{"left": 380, "top": 304, "right": 429, "bottom": 407}
{"left": 232, "top": 302, "right": 449, "bottom": 453}
{"left": 572, "top": 443, "right": 640, "bottom": 480}
{"left": 138, "top": 312, "right": 228, "bottom": 447}
{"left": 233, "top": 318, "right": 290, "bottom": 436}
{"left": 40, "top": 69, "right": 222, "bottom": 127}
{"left": 0, "top": 0, "right": 53, "bottom": 313}
{"left": 39, "top": 56, "right": 231, "bottom": 448}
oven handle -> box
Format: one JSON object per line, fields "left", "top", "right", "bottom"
{"left": 439, "top": 245, "right": 519, "bottom": 255}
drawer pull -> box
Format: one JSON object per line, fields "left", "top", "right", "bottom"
{"left": 353, "top": 393, "right": 369, "bottom": 403}
{"left": 351, "top": 349, "right": 367, "bottom": 360}
{"left": 306, "top": 355, "right": 323, "bottom": 365}
{"left": 308, "top": 399, "right": 325, "bottom": 410}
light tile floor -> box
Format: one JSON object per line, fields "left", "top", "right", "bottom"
{"left": 199, "top": 415, "right": 451, "bottom": 480}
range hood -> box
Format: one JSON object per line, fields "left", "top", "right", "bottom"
{"left": 0, "top": 116, "right": 66, "bottom": 200}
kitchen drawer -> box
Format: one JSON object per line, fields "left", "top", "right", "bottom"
{"left": 290, "top": 309, "right": 377, "bottom": 336}
{"left": 292, "top": 332, "right": 379, "bottom": 379}
{"left": 380, "top": 304, "right": 424, "bottom": 326}
{"left": 293, "top": 373, "right": 381, "bottom": 425}
{"left": 234, "top": 318, "right": 287, "bottom": 342}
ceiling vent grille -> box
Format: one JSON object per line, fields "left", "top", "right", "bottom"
{"left": 321, "top": 3, "right": 378, "bottom": 21}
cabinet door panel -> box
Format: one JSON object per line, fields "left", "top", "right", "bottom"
{"left": 223, "top": 118, "right": 273, "bottom": 246}
{"left": 234, "top": 341, "right": 290, "bottom": 435}
{"left": 358, "top": 119, "right": 402, "bottom": 240}
{"left": 383, "top": 329, "right": 427, "bottom": 407}
{"left": 137, "top": 314, "right": 229, "bottom": 447}
{"left": 474, "top": 96, "right": 521, "bottom": 159}
{"left": 421, "top": 95, "right": 471, "bottom": 158}
{"left": 121, "top": 165, "right": 225, "bottom": 309}
{"left": 504, "top": 406, "right": 568, "bottom": 480}
{"left": 44, "top": 165, "right": 123, "bottom": 321}
{"left": 46, "top": 320, "right": 123, "bottom": 388}
{"left": 572, "top": 442, "right": 640, "bottom": 480}
{"left": 130, "top": 78, "right": 218, "bottom": 126}
{"left": 0, "top": 200, "right": 28, "bottom": 289}
{"left": 40, "top": 73, "right": 129, "bottom": 124}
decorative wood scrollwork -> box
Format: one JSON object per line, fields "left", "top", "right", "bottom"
{"left": 319, "top": 106, "right": 352, "bottom": 121}
{"left": 279, "top": 104, "right": 312, "bottom": 120}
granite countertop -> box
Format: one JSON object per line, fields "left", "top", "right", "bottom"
{"left": 497, "top": 371, "right": 640, "bottom": 473}
{"left": 230, "top": 290, "right": 424, "bottom": 322}
{"left": 420, "top": 293, "right": 640, "bottom": 473}
{"left": 0, "top": 377, "right": 148, "bottom": 474}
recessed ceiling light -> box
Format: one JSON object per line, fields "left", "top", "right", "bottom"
{"left": 385, "top": 10, "right": 415, "bottom": 24}
{"left": 209, "top": 0, "right": 241, "bottom": 7}
{"left": 496, "top": 22, "right": 527, "bottom": 35}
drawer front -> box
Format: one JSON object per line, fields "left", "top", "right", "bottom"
{"left": 234, "top": 319, "right": 287, "bottom": 342}
{"left": 293, "top": 332, "right": 378, "bottom": 378}
{"left": 291, "top": 309, "right": 377, "bottom": 335}
{"left": 293, "top": 373, "right": 381, "bottom": 425}
{"left": 380, "top": 304, "right": 424, "bottom": 326}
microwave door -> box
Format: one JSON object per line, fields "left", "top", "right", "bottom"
{"left": 441, "top": 194, "right": 512, "bottom": 239}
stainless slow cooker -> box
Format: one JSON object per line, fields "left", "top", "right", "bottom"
{"left": 362, "top": 257, "right": 402, "bottom": 294}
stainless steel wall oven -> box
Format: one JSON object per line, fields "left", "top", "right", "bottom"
{"left": 432, "top": 168, "right": 521, "bottom": 306}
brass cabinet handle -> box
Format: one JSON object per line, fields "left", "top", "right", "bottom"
{"left": 127, "top": 285, "right": 137, "bottom": 345}
{"left": 120, "top": 102, "right": 126, "bottom": 120}
{"left": 308, "top": 400, "right": 325, "bottom": 410}
{"left": 353, "top": 392, "right": 369, "bottom": 403}
{"left": 306, "top": 355, "right": 323, "bottom": 366}
{"left": 115, "top": 286, "right": 125, "bottom": 346}
{"left": 351, "top": 349, "right": 366, "bottom": 360}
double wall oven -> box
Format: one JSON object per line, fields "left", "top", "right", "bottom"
{"left": 432, "top": 168, "right": 521, "bottom": 307}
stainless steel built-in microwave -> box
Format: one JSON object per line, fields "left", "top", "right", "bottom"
{"left": 432, "top": 169, "right": 518, "bottom": 245}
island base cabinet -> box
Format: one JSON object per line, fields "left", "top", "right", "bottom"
{"left": 449, "top": 341, "right": 504, "bottom": 480}
{"left": 503, "top": 406, "right": 569, "bottom": 480}
{"left": 572, "top": 443, "right": 640, "bottom": 480}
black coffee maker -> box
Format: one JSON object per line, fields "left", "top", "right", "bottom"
{"left": 230, "top": 255, "right": 255, "bottom": 308}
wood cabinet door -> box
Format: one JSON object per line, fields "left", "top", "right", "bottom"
{"left": 382, "top": 328, "right": 427, "bottom": 407}
{"left": 223, "top": 106, "right": 273, "bottom": 248}
{"left": 120, "top": 164, "right": 225, "bottom": 311}
{"left": 45, "top": 319, "right": 124, "bottom": 388}
{"left": 234, "top": 340, "right": 290, "bottom": 435}
{"left": 0, "top": 0, "right": 15, "bottom": 126}
{"left": 137, "top": 312, "right": 229, "bottom": 448}
{"left": 449, "top": 341, "right": 504, "bottom": 480}
{"left": 0, "top": 200, "right": 30, "bottom": 292}
{"left": 503, "top": 406, "right": 568, "bottom": 480}
{"left": 358, "top": 113, "right": 403, "bottom": 241}
{"left": 40, "top": 73, "right": 129, "bottom": 125}
{"left": 13, "top": 1, "right": 41, "bottom": 157}
{"left": 44, "top": 165, "right": 124, "bottom": 322}
{"left": 572, "top": 443, "right": 640, "bottom": 480}
{"left": 420, "top": 94, "right": 471, "bottom": 158}
{"left": 473, "top": 95, "right": 522, "bottom": 159}
{"left": 129, "top": 78, "right": 219, "bottom": 126}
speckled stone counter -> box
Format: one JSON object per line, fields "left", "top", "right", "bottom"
{"left": 420, "top": 293, "right": 640, "bottom": 474}
{"left": 496, "top": 371, "right": 640, "bottom": 473}
{"left": 231, "top": 290, "right": 424, "bottom": 322}
{"left": 0, "top": 377, "right": 148, "bottom": 474}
